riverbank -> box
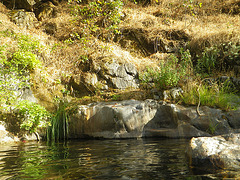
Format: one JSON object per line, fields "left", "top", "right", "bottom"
{"left": 0, "top": 0, "right": 240, "bottom": 142}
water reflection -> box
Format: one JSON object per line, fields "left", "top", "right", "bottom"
{"left": 0, "top": 139, "right": 238, "bottom": 179}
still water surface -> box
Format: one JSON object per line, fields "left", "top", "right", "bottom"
{"left": 0, "top": 138, "right": 238, "bottom": 179}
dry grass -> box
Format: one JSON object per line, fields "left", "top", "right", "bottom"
{"left": 40, "top": 0, "right": 239, "bottom": 78}
{"left": 119, "top": 0, "right": 240, "bottom": 58}
{"left": 0, "top": 2, "right": 8, "bottom": 13}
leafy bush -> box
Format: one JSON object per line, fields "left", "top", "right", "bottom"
{"left": 196, "top": 42, "right": 240, "bottom": 75}
{"left": 16, "top": 34, "right": 41, "bottom": 53}
{"left": 0, "top": 31, "right": 51, "bottom": 136}
{"left": 140, "top": 49, "right": 192, "bottom": 89}
{"left": 79, "top": 0, "right": 123, "bottom": 30}
{"left": 222, "top": 42, "right": 240, "bottom": 65}
{"left": 0, "top": 31, "right": 43, "bottom": 109}
{"left": 0, "top": 45, "right": 7, "bottom": 64}
{"left": 17, "top": 100, "right": 51, "bottom": 133}
{"left": 67, "top": 0, "right": 123, "bottom": 45}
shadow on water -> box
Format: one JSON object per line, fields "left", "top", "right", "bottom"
{"left": 0, "top": 138, "right": 239, "bottom": 179}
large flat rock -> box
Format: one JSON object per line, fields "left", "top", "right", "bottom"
{"left": 68, "top": 100, "right": 240, "bottom": 139}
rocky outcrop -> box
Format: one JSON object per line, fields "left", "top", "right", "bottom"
{"left": 34, "top": 1, "right": 57, "bottom": 21}
{"left": 5, "top": 0, "right": 37, "bottom": 11}
{"left": 103, "top": 62, "right": 139, "bottom": 89}
{"left": 68, "top": 100, "right": 240, "bottom": 139}
{"left": 3, "top": 0, "right": 59, "bottom": 12}
{"left": 4, "top": 0, "right": 58, "bottom": 29}
{"left": 9, "top": 9, "right": 37, "bottom": 29}
{"left": 69, "top": 60, "right": 139, "bottom": 96}
{"left": 187, "top": 133, "right": 240, "bottom": 172}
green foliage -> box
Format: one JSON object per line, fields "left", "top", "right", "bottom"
{"left": 16, "top": 34, "right": 41, "bottom": 53}
{"left": 47, "top": 101, "right": 69, "bottom": 142}
{"left": 11, "top": 33, "right": 42, "bottom": 72}
{"left": 17, "top": 100, "right": 51, "bottom": 133}
{"left": 112, "top": 94, "right": 121, "bottom": 101}
{"left": 196, "top": 46, "right": 220, "bottom": 75}
{"left": 67, "top": 0, "right": 123, "bottom": 45}
{"left": 140, "top": 49, "right": 192, "bottom": 89}
{"left": 0, "top": 45, "right": 7, "bottom": 64}
{"left": 223, "top": 42, "right": 240, "bottom": 62}
{"left": 0, "top": 31, "right": 43, "bottom": 110}
{"left": 79, "top": 0, "right": 123, "bottom": 30}
{"left": 196, "top": 42, "right": 240, "bottom": 75}
{"left": 0, "top": 45, "right": 26, "bottom": 108}
{"left": 181, "top": 80, "right": 240, "bottom": 111}
{"left": 11, "top": 51, "right": 42, "bottom": 71}
{"left": 1, "top": 30, "right": 42, "bottom": 53}
{"left": 0, "top": 31, "right": 56, "bottom": 135}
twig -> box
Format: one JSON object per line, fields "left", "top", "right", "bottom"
{"left": 196, "top": 82, "right": 202, "bottom": 116}
{"left": 34, "top": 132, "right": 40, "bottom": 141}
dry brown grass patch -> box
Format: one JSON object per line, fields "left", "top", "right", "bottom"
{"left": 0, "top": 2, "right": 8, "bottom": 13}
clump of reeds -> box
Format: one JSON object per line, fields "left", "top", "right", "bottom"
{"left": 47, "top": 100, "right": 69, "bottom": 142}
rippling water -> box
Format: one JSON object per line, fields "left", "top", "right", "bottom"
{"left": 0, "top": 138, "right": 238, "bottom": 179}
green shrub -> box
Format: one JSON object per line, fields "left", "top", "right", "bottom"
{"left": 0, "top": 45, "right": 24, "bottom": 108}
{"left": 17, "top": 100, "right": 51, "bottom": 133}
{"left": 223, "top": 42, "right": 240, "bottom": 66}
{"left": 0, "top": 45, "right": 7, "bottom": 64}
{"left": 68, "top": 0, "right": 123, "bottom": 45}
{"left": 1, "top": 30, "right": 42, "bottom": 53}
{"left": 140, "top": 49, "right": 192, "bottom": 89}
{"left": 79, "top": 0, "right": 123, "bottom": 30}
{"left": 196, "top": 46, "right": 220, "bottom": 74}
{"left": 0, "top": 31, "right": 43, "bottom": 110}
{"left": 17, "top": 34, "right": 41, "bottom": 53}
{"left": 196, "top": 42, "right": 240, "bottom": 75}
{"left": 11, "top": 51, "right": 42, "bottom": 72}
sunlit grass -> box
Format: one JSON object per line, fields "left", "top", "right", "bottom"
{"left": 181, "top": 81, "right": 240, "bottom": 111}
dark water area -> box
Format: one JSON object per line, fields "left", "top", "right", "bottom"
{"left": 0, "top": 138, "right": 238, "bottom": 179}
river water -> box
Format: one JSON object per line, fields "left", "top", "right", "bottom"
{"left": 0, "top": 138, "right": 238, "bottom": 179}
